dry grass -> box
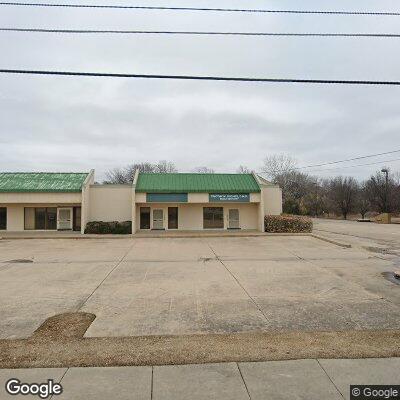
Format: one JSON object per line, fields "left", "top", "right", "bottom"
{"left": 1, "top": 313, "right": 400, "bottom": 369}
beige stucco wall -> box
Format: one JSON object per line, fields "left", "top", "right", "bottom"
{"left": 135, "top": 193, "right": 146, "bottom": 203}
{"left": 262, "top": 186, "right": 283, "bottom": 215}
{"left": 135, "top": 203, "right": 259, "bottom": 230}
{"left": 3, "top": 204, "right": 24, "bottom": 231}
{"left": 89, "top": 184, "right": 133, "bottom": 222}
{"left": 188, "top": 193, "right": 209, "bottom": 203}
{"left": 0, "top": 192, "right": 81, "bottom": 203}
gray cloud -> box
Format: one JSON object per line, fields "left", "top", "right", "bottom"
{"left": 0, "top": 0, "right": 400, "bottom": 180}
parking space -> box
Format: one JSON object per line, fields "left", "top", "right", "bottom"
{"left": 0, "top": 235, "right": 399, "bottom": 339}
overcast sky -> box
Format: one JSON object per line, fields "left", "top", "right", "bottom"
{"left": 0, "top": 0, "right": 399, "bottom": 181}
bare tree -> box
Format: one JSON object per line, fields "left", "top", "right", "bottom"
{"left": 328, "top": 176, "right": 358, "bottom": 219}
{"left": 261, "top": 154, "right": 297, "bottom": 181}
{"left": 105, "top": 167, "right": 128, "bottom": 184}
{"left": 365, "top": 170, "right": 397, "bottom": 213}
{"left": 154, "top": 160, "right": 177, "bottom": 173}
{"left": 104, "top": 160, "right": 177, "bottom": 183}
{"left": 192, "top": 166, "right": 215, "bottom": 173}
{"left": 236, "top": 165, "right": 251, "bottom": 174}
{"left": 357, "top": 183, "right": 370, "bottom": 219}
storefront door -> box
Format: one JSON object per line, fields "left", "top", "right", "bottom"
{"left": 168, "top": 207, "right": 178, "bottom": 229}
{"left": 228, "top": 209, "right": 240, "bottom": 229}
{"left": 153, "top": 209, "right": 164, "bottom": 230}
{"left": 140, "top": 207, "right": 151, "bottom": 229}
{"left": 57, "top": 207, "right": 73, "bottom": 230}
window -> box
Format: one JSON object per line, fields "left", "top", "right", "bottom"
{"left": 203, "top": 207, "right": 224, "bottom": 229}
{"left": 168, "top": 207, "right": 178, "bottom": 229}
{"left": 73, "top": 207, "right": 81, "bottom": 231}
{"left": 140, "top": 207, "right": 151, "bottom": 229}
{"left": 24, "top": 207, "right": 57, "bottom": 230}
{"left": 0, "top": 207, "right": 6, "bottom": 230}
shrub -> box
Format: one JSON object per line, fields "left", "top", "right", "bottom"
{"left": 85, "top": 221, "right": 132, "bottom": 234}
{"left": 264, "top": 215, "right": 313, "bottom": 233}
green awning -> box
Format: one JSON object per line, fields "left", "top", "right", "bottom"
{"left": 0, "top": 172, "right": 89, "bottom": 192}
{"left": 136, "top": 173, "right": 260, "bottom": 193}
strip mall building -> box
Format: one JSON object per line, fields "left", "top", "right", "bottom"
{"left": 0, "top": 170, "right": 282, "bottom": 233}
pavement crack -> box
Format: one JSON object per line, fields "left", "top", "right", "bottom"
{"left": 317, "top": 359, "right": 345, "bottom": 399}
{"left": 50, "top": 367, "right": 69, "bottom": 399}
{"left": 237, "top": 363, "right": 252, "bottom": 399}
{"left": 150, "top": 366, "right": 154, "bottom": 400}
{"left": 205, "top": 240, "right": 270, "bottom": 324}
{"left": 76, "top": 241, "right": 137, "bottom": 311}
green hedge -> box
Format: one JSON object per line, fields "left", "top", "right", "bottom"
{"left": 264, "top": 215, "right": 313, "bottom": 233}
{"left": 84, "top": 221, "right": 132, "bottom": 234}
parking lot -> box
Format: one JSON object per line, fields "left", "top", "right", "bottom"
{"left": 1, "top": 234, "right": 400, "bottom": 339}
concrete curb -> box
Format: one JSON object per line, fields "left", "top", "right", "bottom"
{"left": 1, "top": 232, "right": 314, "bottom": 240}
{"left": 311, "top": 234, "right": 352, "bottom": 248}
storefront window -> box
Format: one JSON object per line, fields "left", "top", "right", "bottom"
{"left": 0, "top": 207, "right": 6, "bottom": 230}
{"left": 203, "top": 207, "right": 224, "bottom": 229}
{"left": 25, "top": 207, "right": 58, "bottom": 230}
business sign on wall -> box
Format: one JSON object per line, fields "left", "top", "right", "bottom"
{"left": 146, "top": 193, "right": 188, "bottom": 202}
{"left": 209, "top": 194, "right": 250, "bottom": 202}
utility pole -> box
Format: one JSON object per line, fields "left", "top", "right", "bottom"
{"left": 314, "top": 181, "right": 319, "bottom": 217}
{"left": 381, "top": 168, "right": 389, "bottom": 213}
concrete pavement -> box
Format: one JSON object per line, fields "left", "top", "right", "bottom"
{"left": 1, "top": 358, "right": 399, "bottom": 400}
{"left": 1, "top": 236, "right": 400, "bottom": 339}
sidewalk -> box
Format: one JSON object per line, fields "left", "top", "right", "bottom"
{"left": 1, "top": 358, "right": 399, "bottom": 400}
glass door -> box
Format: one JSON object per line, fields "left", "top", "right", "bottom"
{"left": 0, "top": 207, "right": 6, "bottom": 230}
{"left": 140, "top": 207, "right": 150, "bottom": 229}
{"left": 152, "top": 209, "right": 164, "bottom": 230}
{"left": 46, "top": 208, "right": 57, "bottom": 230}
{"left": 168, "top": 207, "right": 178, "bottom": 229}
{"left": 73, "top": 207, "right": 81, "bottom": 231}
{"left": 57, "top": 207, "right": 73, "bottom": 230}
{"left": 228, "top": 209, "right": 240, "bottom": 229}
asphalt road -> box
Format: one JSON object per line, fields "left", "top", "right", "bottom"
{"left": 313, "top": 218, "right": 400, "bottom": 256}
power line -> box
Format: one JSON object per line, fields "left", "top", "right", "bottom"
{"left": 296, "top": 157, "right": 400, "bottom": 173}
{"left": 2, "top": 28, "right": 400, "bottom": 38}
{"left": 257, "top": 157, "right": 400, "bottom": 175}
{"left": 1, "top": 69, "right": 400, "bottom": 85}
{"left": 296, "top": 149, "right": 400, "bottom": 169}
{"left": 1, "top": 2, "right": 400, "bottom": 16}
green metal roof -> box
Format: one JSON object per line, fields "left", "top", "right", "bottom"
{"left": 136, "top": 173, "right": 260, "bottom": 193}
{"left": 0, "top": 172, "right": 89, "bottom": 193}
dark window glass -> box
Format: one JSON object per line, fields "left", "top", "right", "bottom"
{"left": 35, "top": 208, "right": 46, "bottom": 230}
{"left": 73, "top": 207, "right": 81, "bottom": 231}
{"left": 140, "top": 207, "right": 151, "bottom": 229}
{"left": 203, "top": 207, "right": 224, "bottom": 229}
{"left": 46, "top": 208, "right": 57, "bottom": 230}
{"left": 168, "top": 207, "right": 178, "bottom": 229}
{"left": 0, "top": 207, "right": 6, "bottom": 230}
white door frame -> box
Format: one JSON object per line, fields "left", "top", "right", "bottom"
{"left": 57, "top": 207, "right": 73, "bottom": 230}
{"left": 152, "top": 208, "right": 165, "bottom": 230}
{"left": 228, "top": 208, "right": 240, "bottom": 229}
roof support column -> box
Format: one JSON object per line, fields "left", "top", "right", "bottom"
{"left": 131, "top": 169, "right": 140, "bottom": 234}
